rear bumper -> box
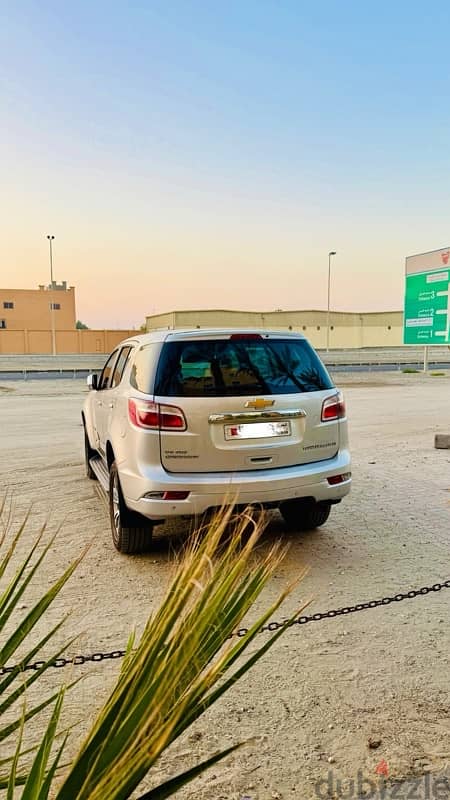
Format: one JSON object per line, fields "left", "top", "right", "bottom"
{"left": 120, "top": 449, "right": 351, "bottom": 520}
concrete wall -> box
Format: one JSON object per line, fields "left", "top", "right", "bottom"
{"left": 0, "top": 285, "right": 76, "bottom": 330}
{"left": 145, "top": 309, "right": 403, "bottom": 349}
{"left": 0, "top": 329, "right": 136, "bottom": 355}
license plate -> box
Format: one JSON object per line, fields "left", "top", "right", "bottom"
{"left": 224, "top": 421, "right": 291, "bottom": 440}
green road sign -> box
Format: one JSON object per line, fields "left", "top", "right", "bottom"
{"left": 403, "top": 268, "right": 450, "bottom": 344}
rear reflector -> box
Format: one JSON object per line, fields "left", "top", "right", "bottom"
{"left": 321, "top": 392, "right": 346, "bottom": 422}
{"left": 163, "top": 491, "right": 190, "bottom": 500}
{"left": 128, "top": 399, "right": 186, "bottom": 431}
{"left": 327, "top": 473, "right": 351, "bottom": 485}
{"left": 144, "top": 490, "right": 190, "bottom": 500}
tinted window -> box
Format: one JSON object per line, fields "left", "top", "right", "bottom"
{"left": 111, "top": 346, "right": 133, "bottom": 388}
{"left": 154, "top": 338, "right": 334, "bottom": 397}
{"left": 98, "top": 350, "right": 119, "bottom": 390}
{"left": 129, "top": 343, "right": 161, "bottom": 393}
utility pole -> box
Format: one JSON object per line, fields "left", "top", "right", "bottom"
{"left": 47, "top": 235, "right": 56, "bottom": 356}
{"left": 327, "top": 250, "right": 336, "bottom": 352}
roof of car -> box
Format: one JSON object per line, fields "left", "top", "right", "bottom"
{"left": 119, "top": 328, "right": 307, "bottom": 347}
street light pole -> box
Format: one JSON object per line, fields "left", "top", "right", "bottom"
{"left": 327, "top": 250, "right": 336, "bottom": 352}
{"left": 47, "top": 235, "right": 56, "bottom": 356}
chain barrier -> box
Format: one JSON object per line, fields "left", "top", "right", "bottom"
{"left": 0, "top": 649, "right": 127, "bottom": 675}
{"left": 2, "top": 579, "right": 450, "bottom": 676}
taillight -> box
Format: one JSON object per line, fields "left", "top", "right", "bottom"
{"left": 159, "top": 406, "right": 186, "bottom": 429}
{"left": 128, "top": 399, "right": 186, "bottom": 431}
{"left": 128, "top": 399, "right": 159, "bottom": 428}
{"left": 321, "top": 392, "right": 346, "bottom": 422}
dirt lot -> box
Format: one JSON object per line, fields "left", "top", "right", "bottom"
{"left": 1, "top": 372, "right": 450, "bottom": 799}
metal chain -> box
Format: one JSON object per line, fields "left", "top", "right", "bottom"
{"left": 240, "top": 578, "right": 450, "bottom": 637}
{"left": 0, "top": 649, "right": 127, "bottom": 676}
{"left": 2, "top": 578, "right": 450, "bottom": 675}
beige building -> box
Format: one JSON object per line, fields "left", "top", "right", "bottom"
{"left": 145, "top": 309, "right": 403, "bottom": 349}
{"left": 0, "top": 282, "right": 141, "bottom": 354}
{"left": 0, "top": 282, "right": 76, "bottom": 331}
{"left": 0, "top": 328, "right": 136, "bottom": 355}
{"left": 0, "top": 306, "right": 405, "bottom": 354}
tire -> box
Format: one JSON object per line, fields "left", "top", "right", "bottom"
{"left": 84, "top": 427, "right": 97, "bottom": 480}
{"left": 109, "top": 461, "right": 154, "bottom": 554}
{"left": 280, "top": 500, "right": 331, "bottom": 532}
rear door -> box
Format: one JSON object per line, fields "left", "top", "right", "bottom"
{"left": 92, "top": 350, "right": 120, "bottom": 453}
{"left": 102, "top": 345, "right": 134, "bottom": 443}
{"left": 154, "top": 333, "right": 340, "bottom": 473}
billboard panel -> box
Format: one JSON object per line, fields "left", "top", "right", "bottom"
{"left": 403, "top": 247, "right": 450, "bottom": 344}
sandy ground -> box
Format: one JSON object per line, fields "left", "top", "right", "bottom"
{"left": 1, "top": 371, "right": 450, "bottom": 799}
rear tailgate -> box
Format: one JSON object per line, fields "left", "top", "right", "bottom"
{"left": 154, "top": 333, "right": 340, "bottom": 474}
{"left": 158, "top": 391, "right": 339, "bottom": 473}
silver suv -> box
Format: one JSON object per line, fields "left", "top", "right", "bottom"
{"left": 82, "top": 329, "right": 351, "bottom": 553}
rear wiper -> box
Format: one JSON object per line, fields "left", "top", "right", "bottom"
{"left": 210, "top": 357, "right": 226, "bottom": 392}
{"left": 234, "top": 345, "right": 270, "bottom": 393}
{"left": 264, "top": 344, "right": 306, "bottom": 393}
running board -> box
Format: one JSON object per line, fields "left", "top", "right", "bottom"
{"left": 89, "top": 457, "right": 110, "bottom": 493}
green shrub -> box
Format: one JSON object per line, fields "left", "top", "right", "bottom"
{"left": 1, "top": 503, "right": 304, "bottom": 798}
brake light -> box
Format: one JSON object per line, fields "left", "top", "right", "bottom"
{"left": 229, "top": 333, "right": 263, "bottom": 340}
{"left": 321, "top": 392, "right": 346, "bottom": 422}
{"left": 128, "top": 399, "right": 186, "bottom": 430}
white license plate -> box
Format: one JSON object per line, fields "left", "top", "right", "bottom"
{"left": 224, "top": 421, "right": 291, "bottom": 440}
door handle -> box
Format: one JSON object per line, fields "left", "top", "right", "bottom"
{"left": 108, "top": 402, "right": 114, "bottom": 409}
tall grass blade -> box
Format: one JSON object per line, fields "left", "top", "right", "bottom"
{"left": 0, "top": 624, "right": 73, "bottom": 714}
{"left": 0, "top": 679, "right": 78, "bottom": 744}
{"left": 6, "top": 702, "right": 24, "bottom": 800}
{"left": 0, "top": 521, "right": 48, "bottom": 620}
{"left": 135, "top": 743, "right": 244, "bottom": 800}
{"left": 0, "top": 548, "right": 85, "bottom": 665}
{"left": 39, "top": 733, "right": 69, "bottom": 800}
{"left": 21, "top": 688, "right": 65, "bottom": 800}
{"left": 0, "top": 509, "right": 30, "bottom": 582}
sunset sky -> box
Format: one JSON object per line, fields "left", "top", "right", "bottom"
{"left": 3, "top": 1, "right": 450, "bottom": 328}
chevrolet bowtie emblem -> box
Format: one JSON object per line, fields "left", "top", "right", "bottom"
{"left": 245, "top": 398, "right": 275, "bottom": 409}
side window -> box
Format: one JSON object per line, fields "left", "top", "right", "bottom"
{"left": 98, "top": 350, "right": 119, "bottom": 390}
{"left": 111, "top": 346, "right": 133, "bottom": 388}
{"left": 129, "top": 343, "right": 160, "bottom": 393}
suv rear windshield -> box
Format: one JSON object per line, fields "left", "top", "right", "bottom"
{"left": 153, "top": 338, "right": 333, "bottom": 397}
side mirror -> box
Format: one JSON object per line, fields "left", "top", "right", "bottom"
{"left": 87, "top": 373, "right": 98, "bottom": 390}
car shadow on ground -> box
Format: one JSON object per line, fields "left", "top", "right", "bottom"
{"left": 138, "top": 507, "right": 327, "bottom": 560}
